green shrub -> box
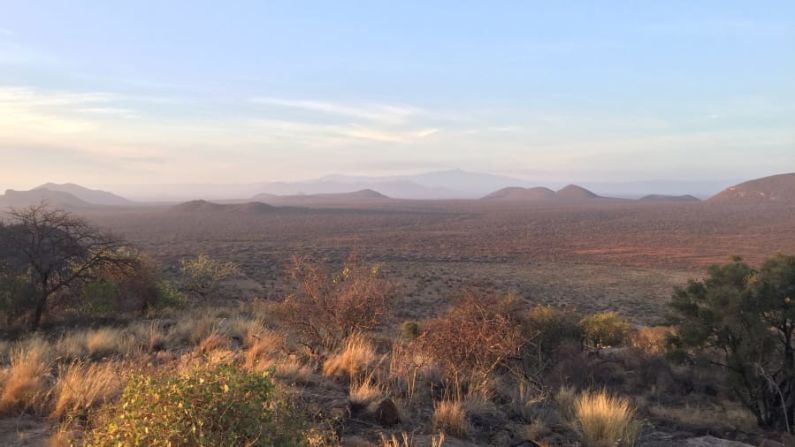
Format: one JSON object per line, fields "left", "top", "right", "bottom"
{"left": 81, "top": 280, "right": 119, "bottom": 317}
{"left": 526, "top": 305, "right": 584, "bottom": 355}
{"left": 84, "top": 364, "right": 303, "bottom": 446}
{"left": 400, "top": 320, "right": 420, "bottom": 339}
{"left": 154, "top": 280, "right": 187, "bottom": 310}
{"left": 580, "top": 311, "right": 631, "bottom": 348}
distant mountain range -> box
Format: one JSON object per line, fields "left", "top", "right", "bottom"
{"left": 1, "top": 172, "right": 791, "bottom": 211}
{"left": 106, "top": 170, "right": 738, "bottom": 201}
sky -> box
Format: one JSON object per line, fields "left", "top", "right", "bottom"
{"left": 1, "top": 1, "right": 794, "bottom": 191}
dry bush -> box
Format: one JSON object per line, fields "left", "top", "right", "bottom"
{"left": 55, "top": 327, "right": 134, "bottom": 360}
{"left": 433, "top": 399, "right": 468, "bottom": 437}
{"left": 574, "top": 390, "right": 639, "bottom": 447}
{"left": 555, "top": 385, "right": 578, "bottom": 423}
{"left": 279, "top": 256, "right": 393, "bottom": 351}
{"left": 244, "top": 331, "right": 286, "bottom": 371}
{"left": 629, "top": 326, "right": 673, "bottom": 356}
{"left": 51, "top": 361, "right": 122, "bottom": 419}
{"left": 85, "top": 327, "right": 133, "bottom": 358}
{"left": 387, "top": 340, "right": 441, "bottom": 404}
{"left": 417, "top": 293, "right": 524, "bottom": 391}
{"left": 322, "top": 333, "right": 377, "bottom": 380}
{"left": 167, "top": 315, "right": 218, "bottom": 347}
{"left": 197, "top": 331, "right": 231, "bottom": 354}
{"left": 127, "top": 321, "right": 168, "bottom": 352}
{"left": 510, "top": 378, "right": 545, "bottom": 421}
{"left": 178, "top": 254, "right": 240, "bottom": 300}
{"left": 0, "top": 337, "right": 52, "bottom": 414}
{"left": 273, "top": 357, "right": 314, "bottom": 383}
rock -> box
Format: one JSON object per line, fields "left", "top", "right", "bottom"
{"left": 683, "top": 436, "right": 755, "bottom": 447}
{"left": 369, "top": 398, "right": 400, "bottom": 427}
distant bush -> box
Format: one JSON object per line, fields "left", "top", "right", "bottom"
{"left": 279, "top": 256, "right": 393, "bottom": 351}
{"left": 179, "top": 254, "right": 240, "bottom": 300}
{"left": 580, "top": 311, "right": 631, "bottom": 348}
{"left": 84, "top": 364, "right": 302, "bottom": 446}
{"left": 400, "top": 320, "right": 420, "bottom": 339}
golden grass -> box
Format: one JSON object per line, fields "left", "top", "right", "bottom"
{"left": 85, "top": 328, "right": 133, "bottom": 358}
{"left": 433, "top": 399, "right": 468, "bottom": 438}
{"left": 51, "top": 361, "right": 122, "bottom": 419}
{"left": 0, "top": 338, "right": 52, "bottom": 415}
{"left": 55, "top": 327, "right": 134, "bottom": 360}
{"left": 349, "top": 378, "right": 383, "bottom": 407}
{"left": 574, "top": 390, "right": 639, "bottom": 447}
{"left": 197, "top": 331, "right": 230, "bottom": 354}
{"left": 379, "top": 432, "right": 446, "bottom": 447}
{"left": 244, "top": 332, "right": 285, "bottom": 371}
{"left": 322, "top": 333, "right": 377, "bottom": 379}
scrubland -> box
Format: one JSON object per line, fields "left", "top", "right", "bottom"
{"left": 1, "top": 201, "right": 794, "bottom": 445}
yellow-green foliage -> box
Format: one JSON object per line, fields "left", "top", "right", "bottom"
{"left": 580, "top": 311, "right": 631, "bottom": 348}
{"left": 83, "top": 364, "right": 302, "bottom": 447}
{"left": 574, "top": 390, "right": 639, "bottom": 447}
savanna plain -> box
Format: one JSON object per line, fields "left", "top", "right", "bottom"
{"left": 1, "top": 197, "right": 795, "bottom": 446}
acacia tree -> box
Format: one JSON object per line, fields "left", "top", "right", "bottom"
{"left": 668, "top": 255, "right": 795, "bottom": 433}
{"left": 0, "top": 204, "right": 135, "bottom": 329}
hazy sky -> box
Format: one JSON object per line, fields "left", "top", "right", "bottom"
{"left": 1, "top": 1, "right": 794, "bottom": 190}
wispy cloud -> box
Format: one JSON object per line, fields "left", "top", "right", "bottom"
{"left": 250, "top": 97, "right": 420, "bottom": 125}
{"left": 0, "top": 27, "right": 13, "bottom": 36}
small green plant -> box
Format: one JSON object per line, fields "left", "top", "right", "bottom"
{"left": 155, "top": 279, "right": 187, "bottom": 309}
{"left": 84, "top": 363, "right": 303, "bottom": 446}
{"left": 400, "top": 320, "right": 420, "bottom": 339}
{"left": 580, "top": 311, "right": 631, "bottom": 348}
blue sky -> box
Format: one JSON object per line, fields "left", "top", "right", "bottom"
{"left": 1, "top": 1, "right": 794, "bottom": 190}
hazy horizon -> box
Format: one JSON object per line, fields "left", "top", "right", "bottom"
{"left": 2, "top": 1, "right": 794, "bottom": 191}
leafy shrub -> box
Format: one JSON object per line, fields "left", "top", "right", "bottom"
{"left": 154, "top": 279, "right": 187, "bottom": 310}
{"left": 522, "top": 305, "right": 584, "bottom": 374}
{"left": 84, "top": 364, "right": 302, "bottom": 446}
{"left": 81, "top": 280, "right": 119, "bottom": 317}
{"left": 668, "top": 255, "right": 795, "bottom": 432}
{"left": 580, "top": 311, "right": 631, "bottom": 348}
{"left": 279, "top": 256, "right": 393, "bottom": 351}
{"left": 0, "top": 269, "right": 33, "bottom": 328}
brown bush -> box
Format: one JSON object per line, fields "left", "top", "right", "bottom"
{"left": 416, "top": 293, "right": 524, "bottom": 390}
{"left": 279, "top": 256, "right": 393, "bottom": 351}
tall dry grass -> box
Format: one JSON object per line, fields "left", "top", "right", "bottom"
{"left": 322, "top": 333, "right": 377, "bottom": 379}
{"left": 574, "top": 390, "right": 639, "bottom": 447}
{"left": 433, "top": 399, "right": 468, "bottom": 437}
{"left": 379, "top": 432, "right": 445, "bottom": 447}
{"left": 0, "top": 337, "right": 52, "bottom": 414}
{"left": 51, "top": 361, "right": 122, "bottom": 419}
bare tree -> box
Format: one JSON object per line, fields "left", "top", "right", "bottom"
{"left": 0, "top": 204, "right": 135, "bottom": 329}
